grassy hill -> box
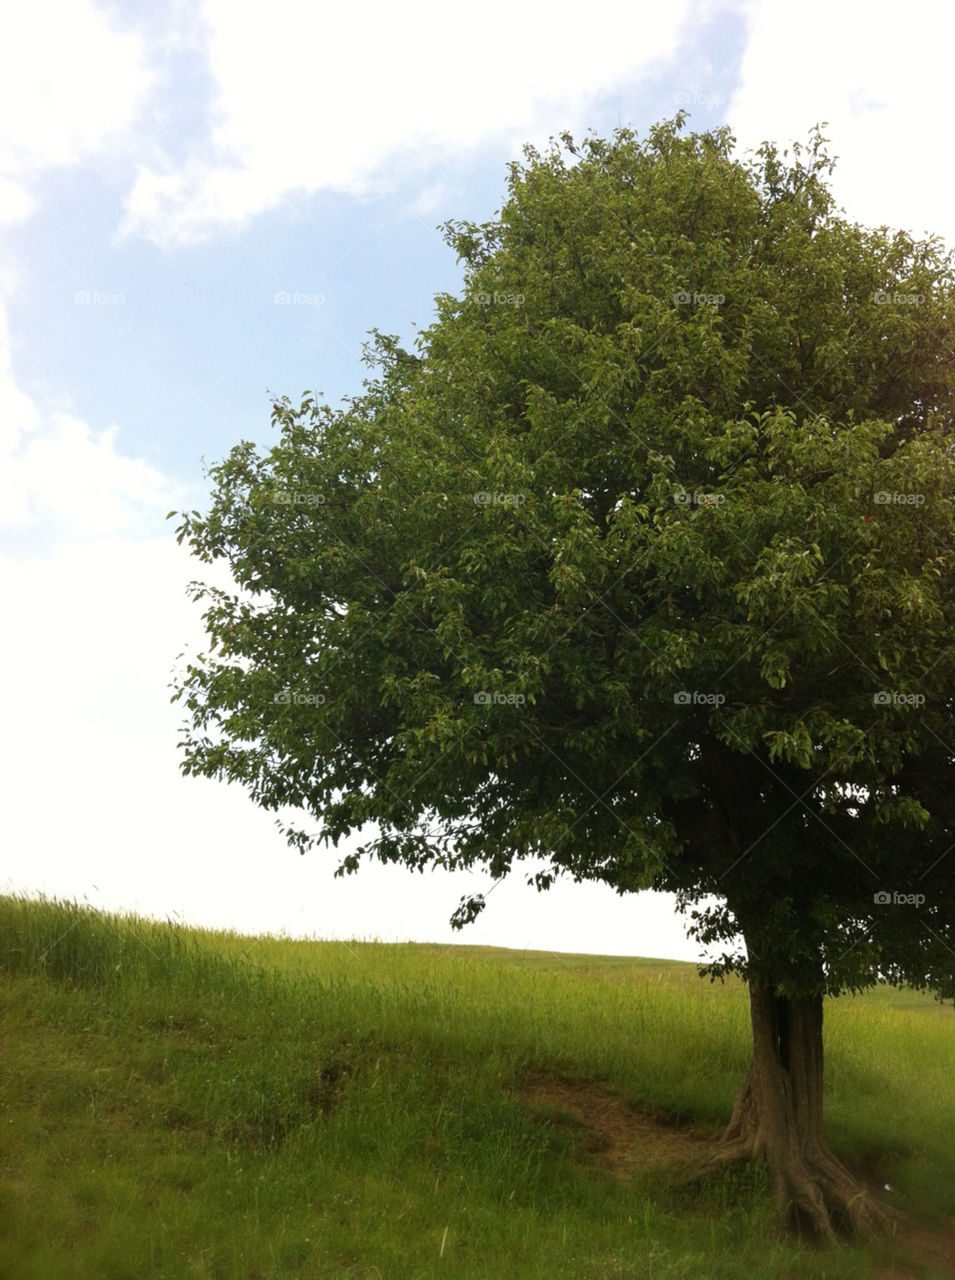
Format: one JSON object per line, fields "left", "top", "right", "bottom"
{"left": 0, "top": 895, "right": 952, "bottom": 1278}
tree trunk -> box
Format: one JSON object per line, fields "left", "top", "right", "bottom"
{"left": 708, "top": 979, "right": 896, "bottom": 1241}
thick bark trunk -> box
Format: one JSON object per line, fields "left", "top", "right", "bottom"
{"left": 707, "top": 979, "right": 896, "bottom": 1241}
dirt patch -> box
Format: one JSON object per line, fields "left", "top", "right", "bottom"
{"left": 519, "top": 1072, "right": 955, "bottom": 1278}
{"left": 518, "top": 1071, "right": 719, "bottom": 1180}
{"left": 869, "top": 1218, "right": 955, "bottom": 1280}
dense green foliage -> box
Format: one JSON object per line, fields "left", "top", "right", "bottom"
{"left": 2, "top": 896, "right": 953, "bottom": 1278}
{"left": 172, "top": 116, "right": 955, "bottom": 1004}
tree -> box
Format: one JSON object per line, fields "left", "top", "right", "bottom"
{"left": 171, "top": 116, "right": 955, "bottom": 1241}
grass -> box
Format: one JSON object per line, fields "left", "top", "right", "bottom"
{"left": 0, "top": 894, "right": 952, "bottom": 1278}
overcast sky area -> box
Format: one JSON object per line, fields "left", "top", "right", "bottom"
{"left": 2, "top": 0, "right": 953, "bottom": 960}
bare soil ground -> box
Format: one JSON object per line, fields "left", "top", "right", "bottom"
{"left": 518, "top": 1072, "right": 955, "bottom": 1279}
{"left": 519, "top": 1071, "right": 718, "bottom": 1179}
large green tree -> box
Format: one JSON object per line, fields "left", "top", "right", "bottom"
{"left": 172, "top": 117, "right": 955, "bottom": 1240}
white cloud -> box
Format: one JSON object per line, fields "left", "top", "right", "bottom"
{"left": 726, "top": 0, "right": 955, "bottom": 246}
{"left": 0, "top": 303, "right": 182, "bottom": 539}
{"left": 0, "top": 306, "right": 39, "bottom": 449}
{"left": 4, "top": 412, "right": 180, "bottom": 539}
{"left": 0, "top": 2, "right": 152, "bottom": 225}
{"left": 0, "top": 178, "right": 35, "bottom": 229}
{"left": 120, "top": 0, "right": 695, "bottom": 247}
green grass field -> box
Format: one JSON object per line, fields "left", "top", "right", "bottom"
{"left": 1, "top": 895, "right": 952, "bottom": 1278}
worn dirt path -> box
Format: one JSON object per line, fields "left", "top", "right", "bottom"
{"left": 519, "top": 1072, "right": 955, "bottom": 1279}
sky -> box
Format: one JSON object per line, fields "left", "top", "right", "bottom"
{"left": 3, "top": 0, "right": 954, "bottom": 960}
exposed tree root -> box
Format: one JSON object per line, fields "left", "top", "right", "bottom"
{"left": 705, "top": 1082, "right": 898, "bottom": 1241}
{"left": 693, "top": 980, "right": 903, "bottom": 1243}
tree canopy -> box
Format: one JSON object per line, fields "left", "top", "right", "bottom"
{"left": 172, "top": 116, "right": 955, "bottom": 1237}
